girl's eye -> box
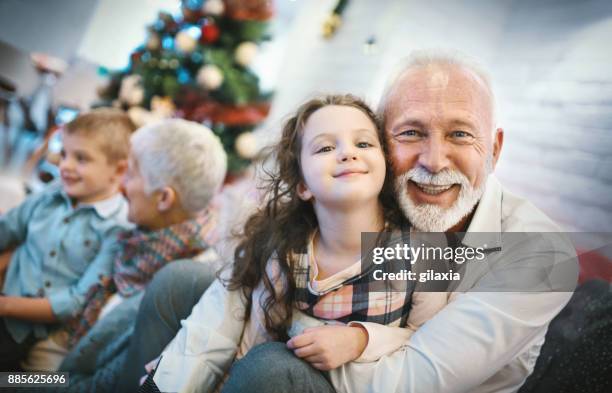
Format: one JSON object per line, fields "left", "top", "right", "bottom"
{"left": 315, "top": 146, "right": 333, "bottom": 154}
{"left": 60, "top": 150, "right": 66, "bottom": 159}
{"left": 76, "top": 154, "right": 88, "bottom": 163}
{"left": 356, "top": 141, "right": 373, "bottom": 148}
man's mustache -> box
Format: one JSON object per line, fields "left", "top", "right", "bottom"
{"left": 401, "top": 167, "right": 470, "bottom": 188}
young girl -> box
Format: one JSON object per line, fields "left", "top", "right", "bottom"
{"left": 149, "top": 95, "right": 446, "bottom": 392}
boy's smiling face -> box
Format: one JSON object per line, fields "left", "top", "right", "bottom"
{"left": 59, "top": 131, "right": 126, "bottom": 204}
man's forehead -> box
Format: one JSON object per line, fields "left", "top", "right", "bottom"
{"left": 408, "top": 65, "right": 451, "bottom": 89}
{"left": 385, "top": 66, "right": 492, "bottom": 118}
{"left": 395, "top": 65, "right": 485, "bottom": 96}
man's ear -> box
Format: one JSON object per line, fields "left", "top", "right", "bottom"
{"left": 296, "top": 181, "right": 313, "bottom": 201}
{"left": 157, "top": 186, "right": 177, "bottom": 212}
{"left": 492, "top": 128, "right": 504, "bottom": 168}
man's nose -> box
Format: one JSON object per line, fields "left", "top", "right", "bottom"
{"left": 418, "top": 138, "right": 450, "bottom": 173}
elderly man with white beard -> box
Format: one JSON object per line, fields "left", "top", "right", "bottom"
{"left": 126, "top": 51, "right": 578, "bottom": 393}
{"left": 318, "top": 51, "right": 577, "bottom": 393}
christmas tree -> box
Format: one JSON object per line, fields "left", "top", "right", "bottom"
{"left": 98, "top": 0, "right": 274, "bottom": 173}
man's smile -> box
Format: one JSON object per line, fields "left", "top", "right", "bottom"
{"left": 407, "top": 180, "right": 460, "bottom": 205}
{"left": 411, "top": 181, "right": 456, "bottom": 195}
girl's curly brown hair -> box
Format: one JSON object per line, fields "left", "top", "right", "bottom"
{"left": 226, "top": 94, "right": 404, "bottom": 340}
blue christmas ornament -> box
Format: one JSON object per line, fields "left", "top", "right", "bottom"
{"left": 162, "top": 36, "right": 175, "bottom": 50}
{"left": 177, "top": 68, "right": 192, "bottom": 84}
{"left": 183, "top": 0, "right": 204, "bottom": 11}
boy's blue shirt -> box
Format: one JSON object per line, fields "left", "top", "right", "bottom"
{"left": 0, "top": 182, "right": 132, "bottom": 343}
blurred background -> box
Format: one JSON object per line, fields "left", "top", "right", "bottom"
{"left": 0, "top": 0, "right": 611, "bottom": 245}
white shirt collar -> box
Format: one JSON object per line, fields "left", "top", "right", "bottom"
{"left": 462, "top": 175, "right": 503, "bottom": 250}
{"left": 78, "top": 193, "right": 126, "bottom": 219}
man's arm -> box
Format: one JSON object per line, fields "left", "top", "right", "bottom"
{"left": 346, "top": 291, "right": 448, "bottom": 363}
{"left": 328, "top": 233, "right": 578, "bottom": 392}
{"left": 330, "top": 291, "right": 572, "bottom": 393}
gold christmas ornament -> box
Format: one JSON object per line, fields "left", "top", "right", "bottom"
{"left": 322, "top": 13, "right": 342, "bottom": 39}
{"left": 202, "top": 0, "right": 225, "bottom": 16}
{"left": 127, "top": 96, "right": 176, "bottom": 127}
{"left": 119, "top": 75, "right": 144, "bottom": 106}
{"left": 235, "top": 131, "right": 258, "bottom": 159}
{"left": 175, "top": 31, "right": 198, "bottom": 53}
{"left": 234, "top": 42, "right": 258, "bottom": 67}
{"left": 197, "top": 64, "right": 224, "bottom": 90}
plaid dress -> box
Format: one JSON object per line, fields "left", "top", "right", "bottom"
{"left": 293, "top": 229, "right": 415, "bottom": 328}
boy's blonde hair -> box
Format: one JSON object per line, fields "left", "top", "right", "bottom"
{"left": 64, "top": 108, "right": 136, "bottom": 162}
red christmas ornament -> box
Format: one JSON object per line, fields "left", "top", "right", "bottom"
{"left": 130, "top": 51, "right": 143, "bottom": 64}
{"left": 200, "top": 23, "right": 220, "bottom": 44}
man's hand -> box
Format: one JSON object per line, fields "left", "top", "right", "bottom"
{"left": 286, "top": 325, "right": 369, "bottom": 371}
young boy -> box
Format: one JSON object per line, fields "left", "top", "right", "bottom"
{"left": 0, "top": 108, "right": 136, "bottom": 371}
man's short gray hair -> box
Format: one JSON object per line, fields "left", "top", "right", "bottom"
{"left": 377, "top": 49, "right": 497, "bottom": 130}
{"left": 131, "top": 119, "right": 227, "bottom": 213}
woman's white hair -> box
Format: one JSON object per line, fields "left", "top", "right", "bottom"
{"left": 130, "top": 119, "right": 227, "bottom": 213}
{"left": 377, "top": 49, "right": 498, "bottom": 131}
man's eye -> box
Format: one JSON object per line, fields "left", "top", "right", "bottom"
{"left": 315, "top": 146, "right": 333, "bottom": 154}
{"left": 356, "top": 141, "right": 373, "bottom": 148}
{"left": 396, "top": 130, "right": 422, "bottom": 139}
{"left": 451, "top": 130, "right": 472, "bottom": 138}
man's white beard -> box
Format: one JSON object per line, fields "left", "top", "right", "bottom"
{"left": 394, "top": 160, "right": 492, "bottom": 232}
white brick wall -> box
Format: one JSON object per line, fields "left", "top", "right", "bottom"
{"left": 260, "top": 0, "right": 612, "bottom": 233}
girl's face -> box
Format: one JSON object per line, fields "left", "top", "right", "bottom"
{"left": 298, "top": 105, "right": 386, "bottom": 207}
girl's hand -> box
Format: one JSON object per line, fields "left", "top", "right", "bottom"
{"left": 286, "top": 325, "right": 368, "bottom": 370}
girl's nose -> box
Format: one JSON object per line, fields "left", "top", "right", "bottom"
{"left": 337, "top": 145, "right": 358, "bottom": 162}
